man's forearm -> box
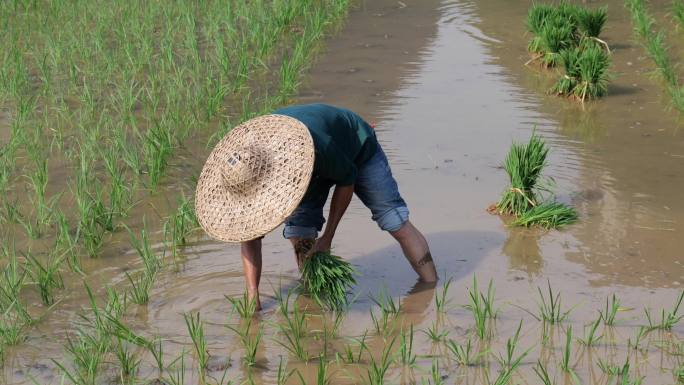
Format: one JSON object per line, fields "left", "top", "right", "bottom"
{"left": 322, "top": 184, "right": 354, "bottom": 239}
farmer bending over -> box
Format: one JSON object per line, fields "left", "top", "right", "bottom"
{"left": 195, "top": 104, "right": 438, "bottom": 309}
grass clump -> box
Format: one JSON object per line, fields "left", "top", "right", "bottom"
{"left": 493, "top": 133, "right": 578, "bottom": 229}
{"left": 526, "top": 2, "right": 611, "bottom": 101}
{"left": 301, "top": 251, "right": 356, "bottom": 311}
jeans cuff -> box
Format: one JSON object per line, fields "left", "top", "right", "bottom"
{"left": 376, "top": 206, "right": 409, "bottom": 232}
{"left": 283, "top": 225, "right": 318, "bottom": 239}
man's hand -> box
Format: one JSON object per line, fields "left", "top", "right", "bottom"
{"left": 312, "top": 234, "right": 333, "bottom": 255}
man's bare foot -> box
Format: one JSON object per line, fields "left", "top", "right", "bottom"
{"left": 247, "top": 289, "right": 262, "bottom": 311}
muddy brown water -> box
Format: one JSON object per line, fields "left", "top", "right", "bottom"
{"left": 4, "top": 0, "right": 684, "bottom": 384}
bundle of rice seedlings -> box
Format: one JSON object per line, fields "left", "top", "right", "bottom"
{"left": 301, "top": 251, "right": 356, "bottom": 311}
{"left": 575, "top": 6, "right": 608, "bottom": 38}
{"left": 510, "top": 202, "right": 578, "bottom": 229}
{"left": 495, "top": 133, "right": 548, "bottom": 217}
{"left": 494, "top": 133, "right": 578, "bottom": 230}
{"left": 553, "top": 44, "right": 611, "bottom": 101}
{"left": 526, "top": 2, "right": 611, "bottom": 93}
{"left": 537, "top": 23, "right": 575, "bottom": 67}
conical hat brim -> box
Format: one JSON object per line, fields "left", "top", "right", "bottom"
{"left": 195, "top": 115, "right": 314, "bottom": 242}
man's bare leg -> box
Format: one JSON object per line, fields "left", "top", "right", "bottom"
{"left": 389, "top": 221, "right": 438, "bottom": 282}
{"left": 289, "top": 238, "right": 315, "bottom": 270}
{"left": 241, "top": 239, "right": 263, "bottom": 310}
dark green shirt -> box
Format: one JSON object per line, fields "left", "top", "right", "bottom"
{"left": 274, "top": 103, "right": 378, "bottom": 200}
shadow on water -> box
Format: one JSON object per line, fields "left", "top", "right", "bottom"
{"left": 351, "top": 230, "right": 504, "bottom": 307}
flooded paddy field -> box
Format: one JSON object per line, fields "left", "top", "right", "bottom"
{"left": 0, "top": 0, "right": 683, "bottom": 384}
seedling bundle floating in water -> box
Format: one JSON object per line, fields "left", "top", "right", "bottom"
{"left": 493, "top": 133, "right": 578, "bottom": 229}
{"left": 526, "top": 2, "right": 611, "bottom": 102}
{"left": 301, "top": 251, "right": 356, "bottom": 311}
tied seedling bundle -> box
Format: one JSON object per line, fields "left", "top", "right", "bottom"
{"left": 301, "top": 251, "right": 356, "bottom": 310}
{"left": 526, "top": 2, "right": 611, "bottom": 101}
{"left": 493, "top": 133, "right": 578, "bottom": 229}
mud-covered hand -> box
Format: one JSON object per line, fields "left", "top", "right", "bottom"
{"left": 312, "top": 234, "right": 333, "bottom": 255}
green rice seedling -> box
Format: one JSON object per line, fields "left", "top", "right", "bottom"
{"left": 600, "top": 294, "right": 621, "bottom": 325}
{"left": 370, "top": 307, "right": 398, "bottom": 336}
{"left": 464, "top": 276, "right": 497, "bottom": 339}
{"left": 164, "top": 196, "right": 199, "bottom": 256}
{"left": 53, "top": 327, "right": 109, "bottom": 385}
{"left": 364, "top": 336, "right": 396, "bottom": 385}
{"left": 579, "top": 315, "right": 603, "bottom": 346}
{"left": 597, "top": 358, "right": 620, "bottom": 376}
{"left": 163, "top": 350, "right": 186, "bottom": 385}
{"left": 496, "top": 133, "right": 548, "bottom": 217}
{"left": 142, "top": 119, "right": 173, "bottom": 188}
{"left": 674, "top": 0, "right": 684, "bottom": 27}
{"left": 644, "top": 290, "right": 684, "bottom": 330}
{"left": 435, "top": 277, "right": 452, "bottom": 313}
{"left": 125, "top": 271, "right": 154, "bottom": 305}
{"left": 26, "top": 154, "right": 53, "bottom": 234}
{"left": 423, "top": 321, "right": 449, "bottom": 342}
{"left": 226, "top": 292, "right": 258, "bottom": 319}
{"left": 274, "top": 290, "right": 309, "bottom": 360}
{"left": 446, "top": 337, "right": 488, "bottom": 366}
{"left": 609, "top": 356, "right": 643, "bottom": 385}
{"left": 114, "top": 337, "right": 140, "bottom": 383}
{"left": 674, "top": 363, "right": 683, "bottom": 383}
{"left": 370, "top": 288, "right": 401, "bottom": 316}
{"left": 105, "top": 286, "right": 128, "bottom": 319}
{"left": 0, "top": 308, "right": 27, "bottom": 346}
{"left": 275, "top": 322, "right": 309, "bottom": 361}
{"left": 560, "top": 326, "right": 574, "bottom": 373}
{"left": 629, "top": 326, "right": 648, "bottom": 351}
{"left": 126, "top": 224, "right": 162, "bottom": 277}
{"left": 315, "top": 355, "right": 330, "bottom": 385}
{"left": 276, "top": 289, "right": 307, "bottom": 341}
{"left": 203, "top": 75, "right": 228, "bottom": 121}
{"left": 100, "top": 145, "right": 129, "bottom": 218}
{"left": 533, "top": 360, "right": 556, "bottom": 385}
{"left": 25, "top": 250, "right": 65, "bottom": 305}
{"left": 276, "top": 356, "right": 298, "bottom": 385}
{"left": 0, "top": 242, "right": 27, "bottom": 307}
{"left": 184, "top": 312, "right": 209, "bottom": 376}
{"left": 114, "top": 129, "right": 143, "bottom": 176}
{"left": 301, "top": 250, "right": 356, "bottom": 311}
{"left": 54, "top": 210, "right": 81, "bottom": 273}
{"left": 496, "top": 321, "right": 531, "bottom": 371}
{"left": 421, "top": 360, "right": 444, "bottom": 385}
{"left": 398, "top": 324, "right": 416, "bottom": 366}
{"left": 227, "top": 318, "right": 262, "bottom": 367}
{"left": 536, "top": 280, "right": 573, "bottom": 324}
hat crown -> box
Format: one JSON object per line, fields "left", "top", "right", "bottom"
{"left": 221, "top": 148, "right": 259, "bottom": 189}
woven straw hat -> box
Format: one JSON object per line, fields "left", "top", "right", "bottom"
{"left": 195, "top": 114, "right": 315, "bottom": 242}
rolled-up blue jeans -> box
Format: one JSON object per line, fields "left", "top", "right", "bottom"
{"left": 283, "top": 147, "right": 409, "bottom": 239}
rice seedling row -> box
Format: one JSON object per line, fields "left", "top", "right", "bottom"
{"left": 625, "top": 0, "right": 684, "bottom": 114}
